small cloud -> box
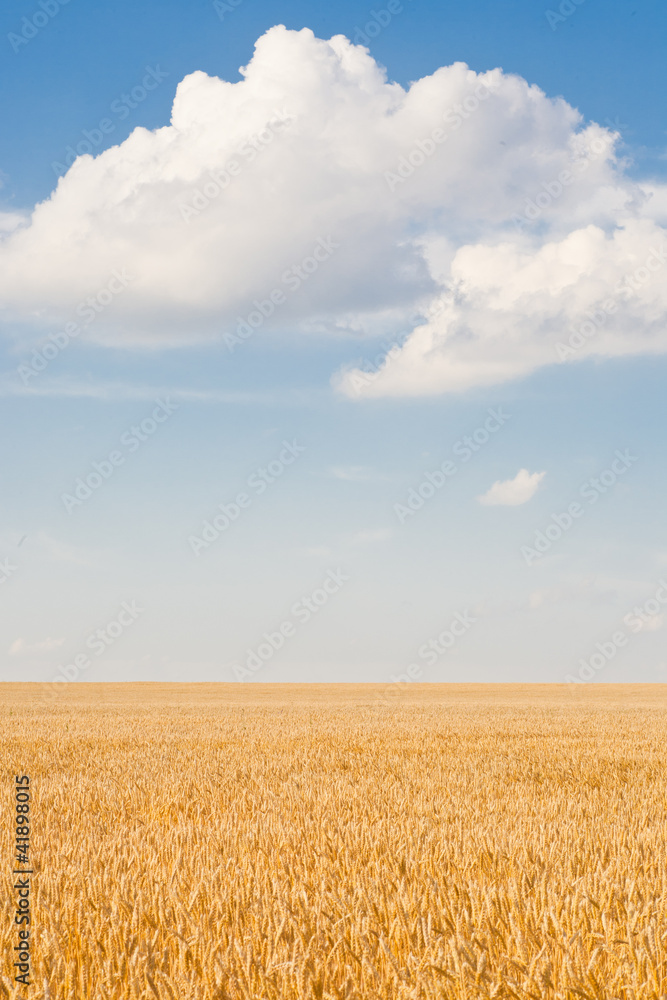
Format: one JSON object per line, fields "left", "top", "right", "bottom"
{"left": 34, "top": 532, "right": 98, "bottom": 566}
{"left": 637, "top": 613, "right": 664, "bottom": 632}
{"left": 305, "top": 545, "right": 335, "bottom": 559}
{"left": 528, "top": 589, "right": 549, "bottom": 609}
{"left": 348, "top": 528, "right": 392, "bottom": 546}
{"left": 478, "top": 469, "right": 546, "bottom": 507}
{"left": 327, "top": 465, "right": 380, "bottom": 482}
{"left": 525, "top": 576, "right": 621, "bottom": 612}
{"left": 9, "top": 637, "right": 65, "bottom": 656}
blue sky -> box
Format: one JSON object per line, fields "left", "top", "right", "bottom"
{"left": 1, "top": 0, "right": 666, "bottom": 686}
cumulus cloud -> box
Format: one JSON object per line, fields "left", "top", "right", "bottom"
{"left": 1, "top": 25, "right": 666, "bottom": 393}
{"left": 0, "top": 211, "right": 26, "bottom": 234}
{"left": 478, "top": 469, "right": 546, "bottom": 506}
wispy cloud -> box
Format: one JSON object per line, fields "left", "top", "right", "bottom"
{"left": 348, "top": 528, "right": 392, "bottom": 546}
{"left": 326, "top": 465, "right": 388, "bottom": 483}
{"left": 0, "top": 374, "right": 315, "bottom": 406}
{"left": 9, "top": 636, "right": 65, "bottom": 656}
{"left": 33, "top": 532, "right": 101, "bottom": 567}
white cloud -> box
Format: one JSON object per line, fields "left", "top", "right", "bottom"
{"left": 1, "top": 26, "right": 666, "bottom": 393}
{"left": 0, "top": 211, "right": 26, "bottom": 234}
{"left": 636, "top": 613, "right": 664, "bottom": 632}
{"left": 478, "top": 468, "right": 545, "bottom": 506}
{"left": 339, "top": 220, "right": 667, "bottom": 397}
{"left": 326, "top": 465, "right": 388, "bottom": 482}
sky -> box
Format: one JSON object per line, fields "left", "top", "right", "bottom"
{"left": 1, "top": 0, "right": 666, "bottom": 688}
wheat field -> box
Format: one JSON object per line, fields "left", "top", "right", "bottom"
{"left": 1, "top": 683, "right": 666, "bottom": 1000}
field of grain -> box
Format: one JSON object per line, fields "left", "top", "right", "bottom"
{"left": 1, "top": 683, "right": 666, "bottom": 1000}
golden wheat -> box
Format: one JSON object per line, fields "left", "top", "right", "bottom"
{"left": 1, "top": 683, "right": 666, "bottom": 999}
